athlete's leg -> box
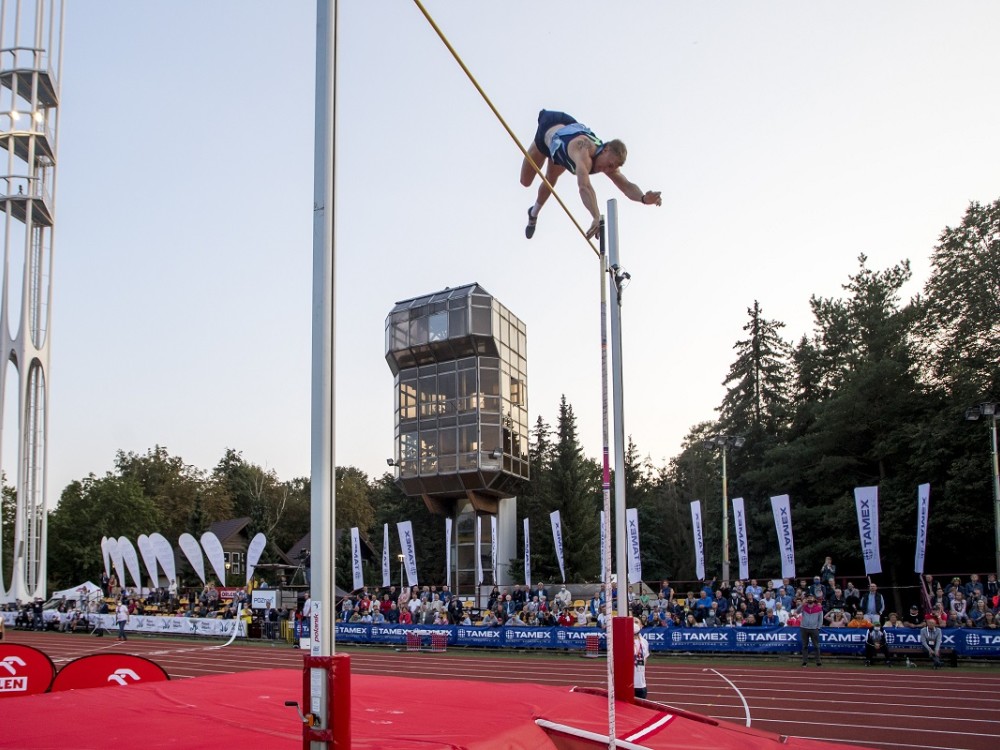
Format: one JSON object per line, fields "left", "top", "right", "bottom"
{"left": 520, "top": 142, "right": 547, "bottom": 187}
{"left": 533, "top": 161, "right": 565, "bottom": 213}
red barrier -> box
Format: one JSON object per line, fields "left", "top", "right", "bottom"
{"left": 301, "top": 653, "right": 351, "bottom": 750}
{"left": 405, "top": 632, "right": 421, "bottom": 652}
{"left": 584, "top": 633, "right": 601, "bottom": 658}
{"left": 611, "top": 616, "right": 635, "bottom": 704}
{"left": 430, "top": 632, "right": 448, "bottom": 653}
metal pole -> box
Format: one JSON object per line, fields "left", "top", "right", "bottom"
{"left": 721, "top": 444, "right": 729, "bottom": 584}
{"left": 596, "top": 215, "right": 617, "bottom": 743}
{"left": 991, "top": 414, "right": 1000, "bottom": 577}
{"left": 309, "top": 1, "right": 338, "bottom": 746}
{"left": 607, "top": 199, "right": 628, "bottom": 617}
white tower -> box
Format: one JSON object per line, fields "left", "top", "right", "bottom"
{"left": 0, "top": 0, "right": 64, "bottom": 603}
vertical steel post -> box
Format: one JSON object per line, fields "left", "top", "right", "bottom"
{"left": 310, "top": 1, "right": 347, "bottom": 747}
{"left": 607, "top": 200, "right": 628, "bottom": 617}
{"left": 991, "top": 414, "right": 1000, "bottom": 578}
{"left": 721, "top": 444, "right": 730, "bottom": 584}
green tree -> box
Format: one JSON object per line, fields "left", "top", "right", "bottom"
{"left": 47, "top": 475, "right": 160, "bottom": 590}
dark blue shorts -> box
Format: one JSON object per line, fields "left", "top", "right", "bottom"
{"left": 534, "top": 109, "right": 577, "bottom": 155}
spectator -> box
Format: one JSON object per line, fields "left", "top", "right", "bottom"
{"left": 981, "top": 611, "right": 998, "bottom": 630}
{"left": 969, "top": 599, "right": 988, "bottom": 628}
{"left": 439, "top": 584, "right": 452, "bottom": 604}
{"left": 555, "top": 585, "right": 572, "bottom": 610}
{"left": 843, "top": 582, "right": 861, "bottom": 614}
{"left": 480, "top": 610, "right": 498, "bottom": 627}
{"left": 885, "top": 612, "right": 902, "bottom": 628}
{"left": 847, "top": 610, "right": 872, "bottom": 629}
{"left": 398, "top": 608, "right": 412, "bottom": 625}
{"left": 535, "top": 582, "right": 549, "bottom": 602}
{"left": 746, "top": 579, "right": 762, "bottom": 599}
{"left": 820, "top": 556, "right": 837, "bottom": 587}
{"left": 798, "top": 593, "right": 823, "bottom": 667}
{"left": 949, "top": 590, "right": 968, "bottom": 623}
{"left": 825, "top": 609, "right": 847, "bottom": 627}
{"left": 557, "top": 609, "right": 574, "bottom": 627}
{"left": 859, "top": 583, "right": 885, "bottom": 623}
{"left": 921, "top": 617, "right": 944, "bottom": 668}
{"left": 966, "top": 574, "right": 984, "bottom": 600}
{"left": 386, "top": 602, "right": 400, "bottom": 624}
{"left": 986, "top": 574, "right": 999, "bottom": 605}
{"left": 115, "top": 599, "right": 129, "bottom": 641}
{"left": 659, "top": 580, "right": 673, "bottom": 600}
{"left": 864, "top": 622, "right": 893, "bottom": 666}
{"left": 903, "top": 604, "right": 923, "bottom": 628}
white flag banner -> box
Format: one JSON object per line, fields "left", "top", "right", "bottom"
{"left": 350, "top": 527, "right": 364, "bottom": 591}
{"left": 690, "top": 501, "right": 705, "bottom": 581}
{"left": 475, "top": 515, "right": 483, "bottom": 585}
{"left": 854, "top": 486, "right": 883, "bottom": 575}
{"left": 490, "top": 515, "right": 498, "bottom": 584}
{"left": 178, "top": 533, "right": 206, "bottom": 585}
{"left": 732, "top": 497, "right": 750, "bottom": 581}
{"left": 149, "top": 533, "right": 176, "bottom": 585}
{"left": 523, "top": 518, "right": 531, "bottom": 588}
{"left": 200, "top": 531, "right": 227, "bottom": 587}
{"left": 245, "top": 532, "right": 266, "bottom": 584}
{"left": 106, "top": 537, "right": 125, "bottom": 588}
{"left": 382, "top": 523, "right": 391, "bottom": 588}
{"left": 600, "top": 511, "right": 607, "bottom": 583}
{"left": 118, "top": 536, "right": 143, "bottom": 590}
{"left": 397, "top": 521, "right": 418, "bottom": 588}
{"left": 915, "top": 483, "right": 931, "bottom": 574}
{"left": 550, "top": 510, "right": 566, "bottom": 583}
{"left": 770, "top": 494, "right": 796, "bottom": 580}
{"left": 445, "top": 517, "right": 453, "bottom": 589}
{"left": 626, "top": 508, "right": 642, "bottom": 585}
{"left": 136, "top": 534, "right": 159, "bottom": 587}
{"left": 100, "top": 536, "right": 111, "bottom": 579}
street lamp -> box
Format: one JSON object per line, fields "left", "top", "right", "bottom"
{"left": 703, "top": 434, "right": 746, "bottom": 584}
{"left": 397, "top": 553, "right": 405, "bottom": 588}
{"left": 965, "top": 402, "right": 1000, "bottom": 575}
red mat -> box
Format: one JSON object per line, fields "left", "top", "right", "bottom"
{"left": 0, "top": 669, "right": 870, "bottom": 750}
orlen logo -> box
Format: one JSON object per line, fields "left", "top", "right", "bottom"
{"left": 0, "top": 656, "right": 28, "bottom": 693}
{"left": 51, "top": 654, "right": 169, "bottom": 692}
{"left": 0, "top": 644, "right": 56, "bottom": 697}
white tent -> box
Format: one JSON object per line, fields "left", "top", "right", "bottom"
{"left": 47, "top": 581, "right": 103, "bottom": 606}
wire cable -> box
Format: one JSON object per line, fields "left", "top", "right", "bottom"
{"left": 411, "top": 0, "right": 599, "bottom": 257}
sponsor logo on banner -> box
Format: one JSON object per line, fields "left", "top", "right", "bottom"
{"left": 335, "top": 625, "right": 369, "bottom": 638}
{"left": 671, "top": 630, "right": 729, "bottom": 643}
{"left": 0, "top": 648, "right": 56, "bottom": 697}
{"left": 735, "top": 630, "right": 799, "bottom": 644}
{"left": 821, "top": 631, "right": 868, "bottom": 645}
{"left": 50, "top": 654, "right": 169, "bottom": 692}
{"left": 252, "top": 590, "right": 278, "bottom": 609}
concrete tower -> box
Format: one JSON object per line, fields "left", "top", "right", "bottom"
{"left": 0, "top": 0, "right": 64, "bottom": 603}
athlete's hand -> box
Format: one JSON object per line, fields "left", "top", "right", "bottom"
{"left": 640, "top": 191, "right": 662, "bottom": 207}
{"left": 586, "top": 217, "right": 602, "bottom": 240}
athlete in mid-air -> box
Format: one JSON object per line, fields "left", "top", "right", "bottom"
{"left": 521, "top": 109, "right": 662, "bottom": 239}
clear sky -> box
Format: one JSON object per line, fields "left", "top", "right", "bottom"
{"left": 25, "top": 1, "right": 1000, "bottom": 504}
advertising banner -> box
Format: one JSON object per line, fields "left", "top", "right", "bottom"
{"left": 770, "top": 494, "right": 796, "bottom": 580}
{"left": 50, "top": 654, "right": 169, "bottom": 692}
{"left": 625, "top": 507, "right": 642, "bottom": 585}
{"left": 350, "top": 527, "right": 364, "bottom": 591}
{"left": 854, "top": 486, "right": 882, "bottom": 575}
{"left": 0, "top": 644, "right": 56, "bottom": 697}
{"left": 136, "top": 535, "right": 160, "bottom": 588}
{"left": 245, "top": 532, "right": 267, "bottom": 585}
{"left": 690, "top": 501, "right": 705, "bottom": 581}
{"left": 490, "top": 515, "right": 498, "bottom": 584}
{"left": 445, "top": 517, "right": 452, "bottom": 589}
{"left": 178, "top": 533, "right": 206, "bottom": 585}
{"left": 523, "top": 518, "right": 531, "bottom": 588}
{"left": 149, "top": 533, "right": 176, "bottom": 585}
{"left": 382, "top": 523, "right": 391, "bottom": 588}
{"left": 732, "top": 497, "right": 749, "bottom": 581}
{"left": 475, "top": 515, "right": 483, "bottom": 586}
{"left": 200, "top": 531, "right": 227, "bottom": 586}
{"left": 915, "top": 483, "right": 930, "bottom": 574}
{"left": 550, "top": 510, "right": 565, "bottom": 583}
{"left": 251, "top": 589, "right": 278, "bottom": 609}
{"left": 118, "top": 537, "right": 144, "bottom": 590}
{"left": 397, "top": 521, "right": 418, "bottom": 588}
{"left": 100, "top": 536, "right": 111, "bottom": 579}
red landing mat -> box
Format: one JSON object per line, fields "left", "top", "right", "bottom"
{"left": 0, "top": 669, "right": 870, "bottom": 750}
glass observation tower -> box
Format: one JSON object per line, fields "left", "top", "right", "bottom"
{"left": 385, "top": 283, "right": 527, "bottom": 592}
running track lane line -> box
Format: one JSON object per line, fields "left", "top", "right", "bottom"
{"left": 704, "top": 667, "right": 750, "bottom": 727}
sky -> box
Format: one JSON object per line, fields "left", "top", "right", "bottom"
{"left": 8, "top": 1, "right": 999, "bottom": 507}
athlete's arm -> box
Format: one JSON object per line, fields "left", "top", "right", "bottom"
{"left": 607, "top": 170, "right": 662, "bottom": 206}
{"left": 568, "top": 139, "right": 602, "bottom": 238}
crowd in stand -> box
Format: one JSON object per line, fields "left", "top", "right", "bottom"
{"left": 335, "top": 559, "right": 1000, "bottom": 634}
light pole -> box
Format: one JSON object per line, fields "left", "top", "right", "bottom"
{"left": 965, "top": 402, "right": 1000, "bottom": 575}
{"left": 704, "top": 434, "right": 745, "bottom": 584}
{"left": 397, "top": 553, "right": 405, "bottom": 588}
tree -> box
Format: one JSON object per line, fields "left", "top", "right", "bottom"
{"left": 1, "top": 474, "right": 14, "bottom": 588}
{"left": 47, "top": 475, "right": 160, "bottom": 590}
{"left": 116, "top": 446, "right": 230, "bottom": 541}
{"left": 918, "top": 198, "right": 1000, "bottom": 396}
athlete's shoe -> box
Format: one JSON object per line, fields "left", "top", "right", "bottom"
{"left": 525, "top": 207, "right": 537, "bottom": 239}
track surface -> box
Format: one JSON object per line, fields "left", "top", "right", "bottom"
{"left": 8, "top": 631, "right": 1000, "bottom": 750}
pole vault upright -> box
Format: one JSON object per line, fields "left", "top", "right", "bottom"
{"left": 307, "top": 1, "right": 350, "bottom": 748}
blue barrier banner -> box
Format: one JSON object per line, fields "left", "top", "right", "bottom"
{"left": 332, "top": 623, "right": 1000, "bottom": 656}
